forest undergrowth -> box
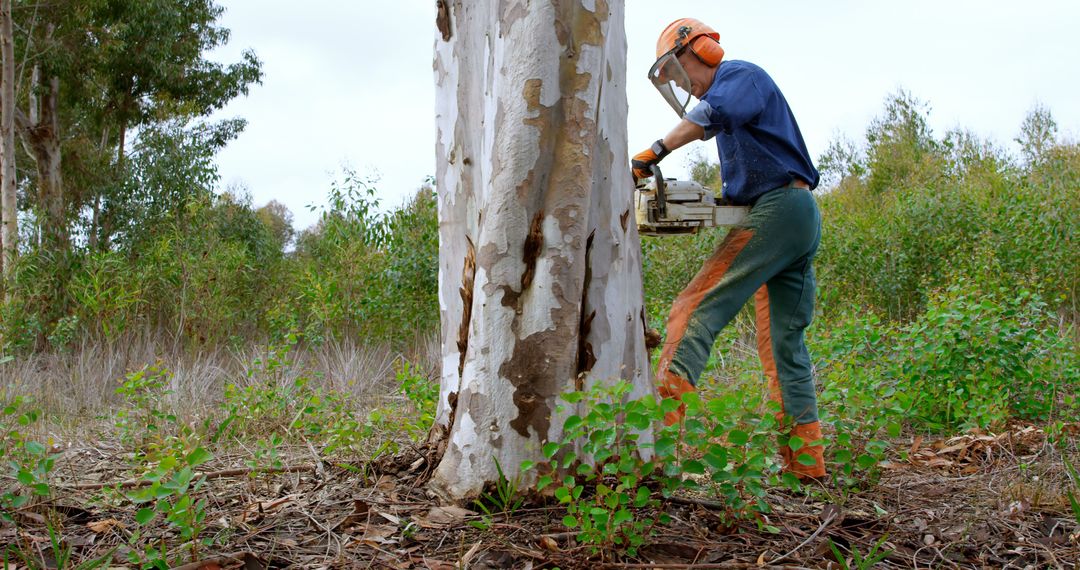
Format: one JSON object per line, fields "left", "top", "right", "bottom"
{"left": 1, "top": 95, "right": 1078, "bottom": 568}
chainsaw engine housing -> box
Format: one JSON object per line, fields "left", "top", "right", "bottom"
{"left": 635, "top": 176, "right": 749, "bottom": 236}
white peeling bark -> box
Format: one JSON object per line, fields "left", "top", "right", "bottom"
{"left": 430, "top": 0, "right": 653, "bottom": 501}
{"left": 0, "top": 0, "right": 15, "bottom": 280}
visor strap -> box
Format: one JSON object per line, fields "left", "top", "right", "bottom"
{"left": 651, "top": 139, "right": 671, "bottom": 160}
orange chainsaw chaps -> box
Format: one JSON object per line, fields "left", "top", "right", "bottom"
{"left": 782, "top": 420, "right": 826, "bottom": 479}
{"left": 657, "top": 369, "right": 696, "bottom": 426}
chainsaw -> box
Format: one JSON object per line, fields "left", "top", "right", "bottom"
{"left": 634, "top": 165, "right": 749, "bottom": 236}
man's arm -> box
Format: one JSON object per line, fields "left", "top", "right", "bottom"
{"left": 631, "top": 118, "right": 706, "bottom": 181}
{"left": 661, "top": 118, "right": 706, "bottom": 152}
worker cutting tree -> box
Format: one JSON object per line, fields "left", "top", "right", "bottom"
{"left": 631, "top": 18, "right": 825, "bottom": 480}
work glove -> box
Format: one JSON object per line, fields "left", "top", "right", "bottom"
{"left": 631, "top": 139, "right": 671, "bottom": 182}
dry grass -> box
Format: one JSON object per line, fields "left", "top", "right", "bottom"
{"left": 0, "top": 331, "right": 439, "bottom": 422}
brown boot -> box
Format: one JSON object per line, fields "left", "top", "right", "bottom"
{"left": 782, "top": 421, "right": 826, "bottom": 480}
{"left": 657, "top": 370, "right": 695, "bottom": 426}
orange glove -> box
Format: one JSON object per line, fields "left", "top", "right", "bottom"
{"left": 631, "top": 139, "right": 671, "bottom": 182}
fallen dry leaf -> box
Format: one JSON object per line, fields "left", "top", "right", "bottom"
{"left": 538, "top": 536, "right": 560, "bottom": 552}
{"left": 87, "top": 518, "right": 125, "bottom": 533}
{"left": 418, "top": 505, "right": 474, "bottom": 528}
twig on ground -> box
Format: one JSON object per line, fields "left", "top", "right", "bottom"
{"left": 62, "top": 464, "right": 317, "bottom": 491}
{"left": 768, "top": 508, "right": 838, "bottom": 565}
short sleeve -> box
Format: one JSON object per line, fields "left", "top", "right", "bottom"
{"left": 685, "top": 101, "right": 721, "bottom": 140}
{"left": 694, "top": 65, "right": 767, "bottom": 134}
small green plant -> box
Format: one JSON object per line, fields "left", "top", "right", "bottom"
{"left": 677, "top": 392, "right": 797, "bottom": 529}
{"left": 530, "top": 382, "right": 676, "bottom": 556}
{"left": 128, "top": 446, "right": 215, "bottom": 558}
{"left": 114, "top": 364, "right": 177, "bottom": 445}
{"left": 471, "top": 458, "right": 524, "bottom": 531}
{"left": 247, "top": 434, "right": 284, "bottom": 472}
{"left": 1063, "top": 455, "right": 1080, "bottom": 525}
{"left": 396, "top": 359, "right": 437, "bottom": 440}
{"left": 827, "top": 534, "right": 892, "bottom": 570}
{"left": 1, "top": 397, "right": 56, "bottom": 516}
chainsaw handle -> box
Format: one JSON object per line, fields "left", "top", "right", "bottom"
{"left": 650, "top": 164, "right": 667, "bottom": 218}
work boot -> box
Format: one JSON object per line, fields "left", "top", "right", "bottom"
{"left": 657, "top": 370, "right": 695, "bottom": 426}
{"left": 781, "top": 420, "right": 826, "bottom": 480}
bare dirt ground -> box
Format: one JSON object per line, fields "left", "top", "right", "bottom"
{"left": 3, "top": 423, "right": 1078, "bottom": 569}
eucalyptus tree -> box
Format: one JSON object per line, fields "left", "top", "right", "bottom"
{"left": 429, "top": 0, "right": 653, "bottom": 501}
{"left": 0, "top": 0, "right": 14, "bottom": 279}
{"left": 7, "top": 0, "right": 261, "bottom": 252}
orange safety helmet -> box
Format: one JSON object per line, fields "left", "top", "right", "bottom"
{"left": 655, "top": 18, "right": 724, "bottom": 67}
{"left": 648, "top": 18, "right": 724, "bottom": 117}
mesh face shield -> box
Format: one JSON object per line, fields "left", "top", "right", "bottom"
{"left": 649, "top": 49, "right": 693, "bottom": 118}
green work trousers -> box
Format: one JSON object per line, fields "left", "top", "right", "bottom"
{"left": 657, "top": 185, "right": 822, "bottom": 426}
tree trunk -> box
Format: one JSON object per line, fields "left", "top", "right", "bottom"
{"left": 429, "top": 0, "right": 653, "bottom": 501}
{"left": 0, "top": 0, "right": 15, "bottom": 280}
{"left": 15, "top": 61, "right": 65, "bottom": 252}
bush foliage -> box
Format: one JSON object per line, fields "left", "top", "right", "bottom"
{"left": 1, "top": 91, "right": 1075, "bottom": 432}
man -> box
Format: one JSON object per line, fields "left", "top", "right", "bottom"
{"left": 631, "top": 18, "right": 825, "bottom": 479}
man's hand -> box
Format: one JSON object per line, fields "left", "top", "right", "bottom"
{"left": 631, "top": 139, "right": 671, "bottom": 182}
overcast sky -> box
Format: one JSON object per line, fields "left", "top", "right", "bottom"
{"left": 208, "top": 1, "right": 1080, "bottom": 229}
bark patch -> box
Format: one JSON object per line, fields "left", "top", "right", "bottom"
{"left": 575, "top": 230, "right": 597, "bottom": 388}
{"left": 457, "top": 237, "right": 476, "bottom": 376}
{"left": 520, "top": 210, "right": 544, "bottom": 292}
{"left": 435, "top": 0, "right": 452, "bottom": 41}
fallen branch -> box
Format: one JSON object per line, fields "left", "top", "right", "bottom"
{"left": 62, "top": 465, "right": 317, "bottom": 491}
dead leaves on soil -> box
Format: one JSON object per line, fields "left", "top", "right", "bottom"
{"left": 883, "top": 425, "right": 1052, "bottom": 474}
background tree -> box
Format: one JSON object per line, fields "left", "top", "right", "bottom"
{"left": 256, "top": 199, "right": 296, "bottom": 253}
{"left": 4, "top": 0, "right": 261, "bottom": 254}
{"left": 429, "top": 0, "right": 652, "bottom": 500}
{"left": 0, "top": 0, "right": 14, "bottom": 281}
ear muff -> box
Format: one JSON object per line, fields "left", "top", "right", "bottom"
{"left": 689, "top": 35, "right": 725, "bottom": 67}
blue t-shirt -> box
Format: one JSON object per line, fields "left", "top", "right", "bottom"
{"left": 684, "top": 60, "right": 819, "bottom": 205}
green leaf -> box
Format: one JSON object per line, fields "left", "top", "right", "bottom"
{"left": 185, "top": 447, "right": 213, "bottom": 467}
{"left": 554, "top": 487, "right": 571, "bottom": 503}
{"left": 856, "top": 454, "right": 878, "bottom": 469}
{"left": 787, "top": 436, "right": 805, "bottom": 452}
{"left": 797, "top": 453, "right": 818, "bottom": 467}
{"left": 681, "top": 459, "right": 705, "bottom": 475}
{"left": 659, "top": 398, "right": 682, "bottom": 414}
{"left": 634, "top": 486, "right": 652, "bottom": 508}
{"left": 654, "top": 436, "right": 677, "bottom": 458}
{"left": 135, "top": 508, "right": 157, "bottom": 525}
{"left": 542, "top": 442, "right": 561, "bottom": 459}
{"left": 24, "top": 441, "right": 46, "bottom": 456}
{"left": 562, "top": 515, "right": 579, "bottom": 528}
{"left": 727, "top": 429, "right": 749, "bottom": 446}
{"left": 703, "top": 448, "right": 728, "bottom": 470}
{"left": 563, "top": 415, "right": 583, "bottom": 432}
{"left": 561, "top": 392, "right": 584, "bottom": 404}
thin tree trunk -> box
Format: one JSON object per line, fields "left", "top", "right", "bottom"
{"left": 0, "top": 0, "right": 16, "bottom": 280}
{"left": 429, "top": 0, "right": 652, "bottom": 501}
{"left": 15, "top": 62, "right": 65, "bottom": 252}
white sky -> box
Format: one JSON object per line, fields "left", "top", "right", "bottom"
{"left": 209, "top": 1, "right": 1080, "bottom": 229}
